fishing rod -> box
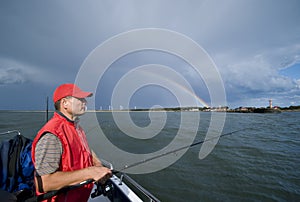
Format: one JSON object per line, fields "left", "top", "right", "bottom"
{"left": 0, "top": 130, "right": 21, "bottom": 136}
{"left": 112, "top": 127, "right": 252, "bottom": 174}
{"left": 24, "top": 179, "right": 94, "bottom": 202}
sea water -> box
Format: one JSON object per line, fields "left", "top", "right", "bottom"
{"left": 0, "top": 111, "right": 299, "bottom": 201}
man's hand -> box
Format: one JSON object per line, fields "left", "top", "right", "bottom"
{"left": 87, "top": 166, "right": 113, "bottom": 184}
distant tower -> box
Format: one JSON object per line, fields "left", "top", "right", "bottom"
{"left": 269, "top": 99, "right": 273, "bottom": 109}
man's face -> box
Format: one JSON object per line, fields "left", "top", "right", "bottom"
{"left": 64, "top": 96, "right": 87, "bottom": 116}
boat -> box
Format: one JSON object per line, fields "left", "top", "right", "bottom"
{"left": 88, "top": 172, "right": 160, "bottom": 202}
{"left": 0, "top": 130, "right": 160, "bottom": 202}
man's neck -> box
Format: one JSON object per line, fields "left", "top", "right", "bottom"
{"left": 56, "top": 110, "right": 78, "bottom": 122}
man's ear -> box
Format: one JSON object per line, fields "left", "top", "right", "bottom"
{"left": 61, "top": 98, "right": 69, "bottom": 108}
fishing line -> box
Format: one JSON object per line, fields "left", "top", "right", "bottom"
{"left": 112, "top": 127, "right": 253, "bottom": 174}
{"left": 45, "top": 96, "right": 49, "bottom": 123}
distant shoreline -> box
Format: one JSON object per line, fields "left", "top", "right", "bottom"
{"left": 0, "top": 108, "right": 300, "bottom": 113}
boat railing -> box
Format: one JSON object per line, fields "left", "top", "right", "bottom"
{"left": 117, "top": 173, "right": 160, "bottom": 202}
{"left": 99, "top": 159, "right": 160, "bottom": 201}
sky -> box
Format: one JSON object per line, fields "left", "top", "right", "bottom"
{"left": 0, "top": 0, "right": 300, "bottom": 110}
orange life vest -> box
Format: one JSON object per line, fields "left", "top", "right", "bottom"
{"left": 32, "top": 112, "right": 93, "bottom": 202}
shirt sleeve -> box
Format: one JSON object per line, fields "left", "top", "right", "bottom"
{"left": 34, "top": 133, "right": 63, "bottom": 176}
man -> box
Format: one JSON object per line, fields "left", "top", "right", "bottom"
{"left": 31, "top": 83, "right": 112, "bottom": 202}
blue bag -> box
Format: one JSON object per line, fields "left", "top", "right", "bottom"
{"left": 0, "top": 135, "right": 34, "bottom": 193}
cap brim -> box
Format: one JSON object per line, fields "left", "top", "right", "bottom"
{"left": 73, "top": 92, "right": 93, "bottom": 99}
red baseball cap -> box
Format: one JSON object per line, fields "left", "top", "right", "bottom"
{"left": 53, "top": 83, "right": 93, "bottom": 103}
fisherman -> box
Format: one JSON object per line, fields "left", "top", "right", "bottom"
{"left": 31, "top": 83, "right": 112, "bottom": 202}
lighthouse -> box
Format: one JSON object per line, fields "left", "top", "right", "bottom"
{"left": 269, "top": 99, "right": 273, "bottom": 109}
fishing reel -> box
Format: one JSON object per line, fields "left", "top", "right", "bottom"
{"left": 91, "top": 159, "right": 115, "bottom": 199}
{"left": 91, "top": 180, "right": 114, "bottom": 199}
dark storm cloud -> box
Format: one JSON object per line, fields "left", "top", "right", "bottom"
{"left": 0, "top": 0, "right": 300, "bottom": 109}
